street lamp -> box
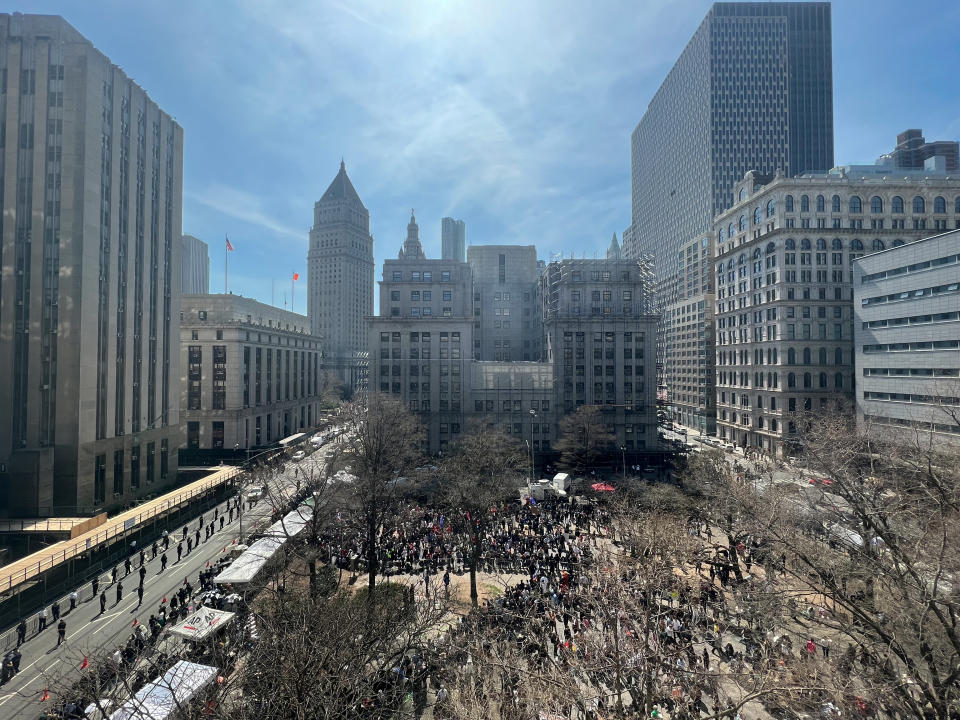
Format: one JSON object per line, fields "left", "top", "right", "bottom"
{"left": 529, "top": 409, "right": 537, "bottom": 482}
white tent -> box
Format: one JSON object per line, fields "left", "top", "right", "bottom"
{"left": 214, "top": 506, "right": 313, "bottom": 587}
{"left": 166, "top": 607, "right": 236, "bottom": 642}
{"left": 109, "top": 660, "right": 218, "bottom": 720}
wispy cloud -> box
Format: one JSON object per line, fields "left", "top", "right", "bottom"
{"left": 187, "top": 184, "right": 306, "bottom": 244}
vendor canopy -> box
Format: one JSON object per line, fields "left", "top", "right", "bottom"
{"left": 166, "top": 607, "right": 236, "bottom": 642}
{"left": 109, "top": 660, "right": 218, "bottom": 720}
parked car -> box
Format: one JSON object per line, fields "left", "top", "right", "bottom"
{"left": 292, "top": 450, "right": 306, "bottom": 461}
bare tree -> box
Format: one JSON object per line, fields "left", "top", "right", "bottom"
{"left": 554, "top": 405, "right": 615, "bottom": 475}
{"left": 756, "top": 412, "right": 960, "bottom": 719}
{"left": 436, "top": 428, "right": 527, "bottom": 606}
{"left": 340, "top": 393, "right": 422, "bottom": 594}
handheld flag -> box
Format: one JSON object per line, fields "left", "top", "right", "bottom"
{"left": 80, "top": 656, "right": 89, "bottom": 670}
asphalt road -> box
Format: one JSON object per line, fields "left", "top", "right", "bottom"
{"left": 0, "top": 445, "right": 332, "bottom": 719}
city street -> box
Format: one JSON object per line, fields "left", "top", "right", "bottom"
{"left": 0, "top": 446, "right": 330, "bottom": 719}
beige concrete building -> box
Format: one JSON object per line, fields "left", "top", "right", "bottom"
{"left": 713, "top": 168, "right": 960, "bottom": 455}
{"left": 0, "top": 15, "right": 183, "bottom": 516}
{"left": 179, "top": 295, "right": 323, "bottom": 454}
{"left": 467, "top": 245, "right": 539, "bottom": 361}
{"left": 307, "top": 161, "right": 374, "bottom": 391}
{"left": 664, "top": 233, "right": 716, "bottom": 434}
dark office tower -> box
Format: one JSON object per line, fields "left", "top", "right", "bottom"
{"left": 627, "top": 2, "right": 834, "bottom": 278}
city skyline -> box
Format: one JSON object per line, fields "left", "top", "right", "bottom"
{"left": 18, "top": 0, "right": 960, "bottom": 314}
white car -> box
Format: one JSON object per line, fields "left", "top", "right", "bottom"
{"left": 292, "top": 450, "right": 306, "bottom": 461}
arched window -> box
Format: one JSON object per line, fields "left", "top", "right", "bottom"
{"left": 892, "top": 239, "right": 905, "bottom": 247}
{"left": 834, "top": 348, "right": 843, "bottom": 365}
{"left": 803, "top": 348, "right": 811, "bottom": 364}
{"left": 785, "top": 238, "right": 796, "bottom": 250}
{"left": 765, "top": 241, "right": 776, "bottom": 254}
{"left": 753, "top": 248, "right": 762, "bottom": 260}
{"left": 728, "top": 223, "right": 735, "bottom": 238}
{"left": 803, "top": 372, "right": 812, "bottom": 388}
{"left": 832, "top": 238, "right": 842, "bottom": 250}
{"left": 766, "top": 199, "right": 775, "bottom": 218}
{"left": 892, "top": 196, "right": 904, "bottom": 214}
{"left": 835, "top": 373, "right": 843, "bottom": 389}
{"left": 819, "top": 372, "right": 827, "bottom": 388}
{"left": 788, "top": 348, "right": 796, "bottom": 364}
{"left": 913, "top": 195, "right": 925, "bottom": 214}
{"left": 738, "top": 253, "right": 746, "bottom": 265}
{"left": 801, "top": 238, "right": 811, "bottom": 250}
{"left": 818, "top": 348, "right": 827, "bottom": 365}
{"left": 770, "top": 419, "right": 778, "bottom": 432}
{"left": 934, "top": 196, "right": 946, "bottom": 214}
{"left": 738, "top": 214, "right": 747, "bottom": 231}
{"left": 754, "top": 206, "right": 762, "bottom": 224}
{"left": 872, "top": 238, "right": 885, "bottom": 252}
{"left": 849, "top": 196, "right": 862, "bottom": 214}
{"left": 816, "top": 195, "right": 825, "bottom": 212}
{"left": 788, "top": 372, "right": 796, "bottom": 388}
{"left": 739, "top": 187, "right": 746, "bottom": 202}
{"left": 785, "top": 195, "right": 794, "bottom": 212}
{"left": 816, "top": 238, "right": 826, "bottom": 250}
{"left": 757, "top": 416, "right": 765, "bottom": 429}
{"left": 727, "top": 259, "right": 734, "bottom": 269}
{"left": 801, "top": 195, "right": 810, "bottom": 212}
{"left": 832, "top": 195, "right": 841, "bottom": 213}
{"left": 870, "top": 196, "right": 883, "bottom": 213}
{"left": 851, "top": 239, "right": 864, "bottom": 251}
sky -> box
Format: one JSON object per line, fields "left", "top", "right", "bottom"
{"left": 20, "top": 0, "right": 960, "bottom": 315}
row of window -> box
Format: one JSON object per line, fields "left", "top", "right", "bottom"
{"left": 863, "top": 340, "right": 960, "bottom": 353}
{"left": 863, "top": 414, "right": 960, "bottom": 436}
{"left": 390, "top": 270, "right": 453, "bottom": 282}
{"left": 785, "top": 194, "right": 959, "bottom": 215}
{"left": 861, "top": 282, "right": 960, "bottom": 306}
{"left": 860, "top": 252, "right": 960, "bottom": 283}
{"left": 862, "top": 311, "right": 959, "bottom": 329}
{"left": 864, "top": 391, "right": 960, "bottom": 406}
{"left": 379, "top": 331, "right": 461, "bottom": 342}
{"left": 390, "top": 290, "right": 454, "bottom": 301}
{"left": 862, "top": 367, "right": 959, "bottom": 377}
{"left": 562, "top": 331, "right": 645, "bottom": 343}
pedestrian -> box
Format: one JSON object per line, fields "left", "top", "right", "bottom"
{"left": 177, "top": 542, "right": 183, "bottom": 562}
{"left": 51, "top": 600, "right": 60, "bottom": 621}
{"left": 229, "top": 508, "right": 233, "bottom": 523}
{"left": 38, "top": 608, "right": 47, "bottom": 633}
{"left": 116, "top": 581, "right": 124, "bottom": 605}
{"left": 806, "top": 638, "right": 817, "bottom": 660}
{"left": 124, "top": 557, "right": 132, "bottom": 577}
{"left": 57, "top": 619, "right": 66, "bottom": 646}
{"left": 443, "top": 570, "right": 450, "bottom": 597}
{"left": 195, "top": 529, "right": 200, "bottom": 546}
{"left": 182, "top": 525, "right": 188, "bottom": 540}
{"left": 151, "top": 541, "right": 158, "bottom": 560}
{"left": 99, "top": 591, "right": 107, "bottom": 614}
{"left": 139, "top": 566, "right": 147, "bottom": 585}
{"left": 137, "top": 585, "right": 144, "bottom": 608}
{"left": 112, "top": 566, "right": 118, "bottom": 584}
{"left": 162, "top": 530, "right": 169, "bottom": 550}
{"left": 219, "top": 516, "right": 224, "bottom": 531}
{"left": 187, "top": 537, "right": 192, "bottom": 554}
{"left": 70, "top": 591, "right": 78, "bottom": 611}
{"left": 16, "top": 619, "right": 26, "bottom": 647}
{"left": 92, "top": 575, "right": 99, "bottom": 598}
{"left": 139, "top": 549, "right": 145, "bottom": 568}
{"left": 822, "top": 637, "right": 831, "bottom": 659}
{"left": 161, "top": 553, "right": 168, "bottom": 571}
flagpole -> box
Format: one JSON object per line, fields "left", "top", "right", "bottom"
{"left": 271, "top": 279, "right": 275, "bottom": 307}
{"left": 291, "top": 272, "right": 295, "bottom": 313}
{"left": 224, "top": 235, "right": 228, "bottom": 294}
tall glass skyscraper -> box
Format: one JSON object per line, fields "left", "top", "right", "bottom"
{"left": 626, "top": 2, "right": 834, "bottom": 277}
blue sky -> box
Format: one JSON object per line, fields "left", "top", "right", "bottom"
{"left": 23, "top": 0, "right": 960, "bottom": 314}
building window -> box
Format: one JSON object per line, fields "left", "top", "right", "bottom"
{"left": 212, "top": 421, "right": 224, "bottom": 449}
{"left": 849, "top": 196, "right": 862, "bottom": 214}
{"left": 870, "top": 196, "right": 883, "bottom": 214}
{"left": 816, "top": 195, "right": 825, "bottom": 212}
{"left": 832, "top": 195, "right": 841, "bottom": 213}
{"left": 913, "top": 196, "right": 926, "bottom": 214}
{"left": 892, "top": 196, "right": 904, "bottom": 214}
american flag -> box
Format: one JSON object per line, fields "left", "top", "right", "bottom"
{"left": 225, "top": 235, "right": 235, "bottom": 252}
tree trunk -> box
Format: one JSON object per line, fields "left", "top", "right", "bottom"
{"left": 470, "top": 535, "right": 480, "bottom": 607}
{"left": 366, "top": 503, "right": 377, "bottom": 596}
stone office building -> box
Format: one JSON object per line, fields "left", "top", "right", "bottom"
{"left": 0, "top": 15, "right": 183, "bottom": 516}
{"left": 713, "top": 168, "right": 960, "bottom": 455}
{"left": 467, "top": 245, "right": 539, "bottom": 361}
{"left": 368, "top": 212, "right": 474, "bottom": 452}
{"left": 538, "top": 259, "right": 658, "bottom": 452}
{"left": 853, "top": 228, "right": 960, "bottom": 446}
{"left": 180, "top": 295, "right": 323, "bottom": 454}
{"left": 664, "top": 233, "right": 716, "bottom": 434}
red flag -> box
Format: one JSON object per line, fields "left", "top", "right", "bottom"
{"left": 225, "top": 236, "right": 235, "bottom": 252}
{"left": 41, "top": 690, "right": 50, "bottom": 702}
{"left": 132, "top": 618, "right": 139, "bottom": 627}
{"left": 80, "top": 656, "right": 89, "bottom": 670}
{"left": 292, "top": 272, "right": 299, "bottom": 281}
